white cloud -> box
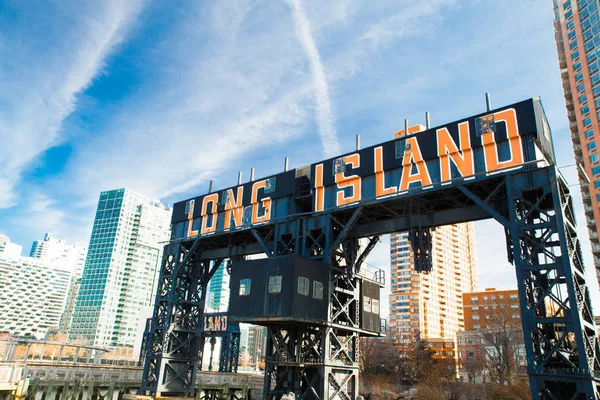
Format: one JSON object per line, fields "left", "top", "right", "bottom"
{"left": 0, "top": 0, "right": 144, "bottom": 208}
{"left": 287, "top": 0, "right": 341, "bottom": 157}
{"left": 6, "top": 0, "right": 600, "bottom": 319}
{"left": 360, "top": 0, "right": 456, "bottom": 46}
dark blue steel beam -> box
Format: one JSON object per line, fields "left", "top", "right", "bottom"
{"left": 457, "top": 185, "right": 509, "bottom": 228}
{"left": 328, "top": 207, "right": 363, "bottom": 263}
{"left": 355, "top": 236, "right": 380, "bottom": 272}
{"left": 250, "top": 228, "right": 274, "bottom": 257}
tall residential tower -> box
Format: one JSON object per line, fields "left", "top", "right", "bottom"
{"left": 69, "top": 189, "right": 171, "bottom": 347}
{"left": 553, "top": 0, "right": 600, "bottom": 278}
{"left": 388, "top": 224, "right": 478, "bottom": 343}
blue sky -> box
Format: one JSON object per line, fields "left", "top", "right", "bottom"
{"left": 2, "top": 1, "right": 598, "bottom": 309}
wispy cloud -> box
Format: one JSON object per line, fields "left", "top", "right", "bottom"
{"left": 360, "top": 0, "right": 456, "bottom": 46}
{"left": 42, "top": 1, "right": 315, "bottom": 213}
{"left": 287, "top": 0, "right": 341, "bottom": 157}
{"left": 0, "top": 0, "right": 144, "bottom": 208}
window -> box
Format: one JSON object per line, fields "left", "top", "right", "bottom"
{"left": 471, "top": 296, "right": 478, "bottom": 303}
{"left": 567, "top": 20, "right": 575, "bottom": 30}
{"left": 268, "top": 275, "right": 282, "bottom": 293}
{"left": 509, "top": 294, "right": 518, "bottom": 299}
{"left": 313, "top": 281, "right": 324, "bottom": 300}
{"left": 364, "top": 296, "right": 372, "bottom": 312}
{"left": 574, "top": 61, "right": 582, "bottom": 71}
{"left": 573, "top": 50, "right": 580, "bottom": 60}
{"left": 588, "top": 141, "right": 597, "bottom": 151}
{"left": 570, "top": 40, "right": 578, "bottom": 50}
{"left": 239, "top": 279, "right": 251, "bottom": 296}
{"left": 586, "top": 129, "right": 594, "bottom": 138}
{"left": 372, "top": 299, "right": 380, "bottom": 314}
{"left": 566, "top": 9, "right": 573, "bottom": 19}
{"left": 595, "top": 180, "right": 600, "bottom": 189}
{"left": 580, "top": 94, "right": 588, "bottom": 104}
{"left": 584, "top": 117, "right": 593, "bottom": 127}
{"left": 564, "top": 0, "right": 571, "bottom": 10}
{"left": 297, "top": 277, "right": 309, "bottom": 296}
{"left": 569, "top": 30, "right": 577, "bottom": 41}
{"left": 578, "top": 82, "right": 586, "bottom": 92}
{"left": 591, "top": 153, "right": 599, "bottom": 163}
{"left": 593, "top": 166, "right": 600, "bottom": 176}
{"left": 472, "top": 315, "right": 480, "bottom": 321}
{"left": 582, "top": 105, "right": 590, "bottom": 115}
{"left": 597, "top": 193, "right": 600, "bottom": 202}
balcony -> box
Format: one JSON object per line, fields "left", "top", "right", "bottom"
{"left": 566, "top": 99, "right": 574, "bottom": 110}
{"left": 567, "top": 111, "right": 577, "bottom": 122}
{"left": 560, "top": 57, "right": 568, "bottom": 69}
{"left": 583, "top": 191, "right": 591, "bottom": 201}
{"left": 572, "top": 130, "right": 581, "bottom": 144}
{"left": 570, "top": 123, "right": 579, "bottom": 135}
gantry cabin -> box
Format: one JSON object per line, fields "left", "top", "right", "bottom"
{"left": 228, "top": 255, "right": 330, "bottom": 325}
{"left": 228, "top": 254, "right": 382, "bottom": 334}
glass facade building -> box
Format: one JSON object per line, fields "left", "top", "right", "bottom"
{"left": 69, "top": 188, "right": 172, "bottom": 347}
{"left": 553, "top": 0, "right": 600, "bottom": 279}
{"left": 207, "top": 262, "right": 230, "bottom": 312}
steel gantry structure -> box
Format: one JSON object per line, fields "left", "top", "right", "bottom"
{"left": 140, "top": 98, "right": 600, "bottom": 399}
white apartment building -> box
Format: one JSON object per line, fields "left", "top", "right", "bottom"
{"left": 0, "top": 234, "right": 23, "bottom": 258}
{"left": 30, "top": 233, "right": 87, "bottom": 274}
{"left": 0, "top": 255, "right": 71, "bottom": 338}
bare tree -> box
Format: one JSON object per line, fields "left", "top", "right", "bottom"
{"left": 474, "top": 299, "right": 525, "bottom": 384}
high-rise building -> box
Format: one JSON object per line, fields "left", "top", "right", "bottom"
{"left": 0, "top": 255, "right": 71, "bottom": 339}
{"left": 388, "top": 224, "right": 478, "bottom": 343}
{"left": 69, "top": 188, "right": 172, "bottom": 347}
{"left": 0, "top": 234, "right": 23, "bottom": 258}
{"left": 247, "top": 325, "right": 268, "bottom": 362}
{"left": 58, "top": 276, "right": 82, "bottom": 335}
{"left": 29, "top": 233, "right": 88, "bottom": 336}
{"left": 207, "top": 262, "right": 230, "bottom": 312}
{"left": 30, "top": 233, "right": 87, "bottom": 274}
{"left": 553, "top": 0, "right": 600, "bottom": 279}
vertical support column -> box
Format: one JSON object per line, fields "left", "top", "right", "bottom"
{"left": 505, "top": 167, "right": 600, "bottom": 399}
{"left": 140, "top": 239, "right": 221, "bottom": 396}
{"left": 263, "top": 215, "right": 364, "bottom": 400}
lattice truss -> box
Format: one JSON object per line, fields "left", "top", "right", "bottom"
{"left": 140, "top": 240, "right": 224, "bottom": 396}
{"left": 501, "top": 168, "right": 600, "bottom": 399}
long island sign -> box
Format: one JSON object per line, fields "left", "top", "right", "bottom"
{"left": 171, "top": 98, "right": 554, "bottom": 240}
